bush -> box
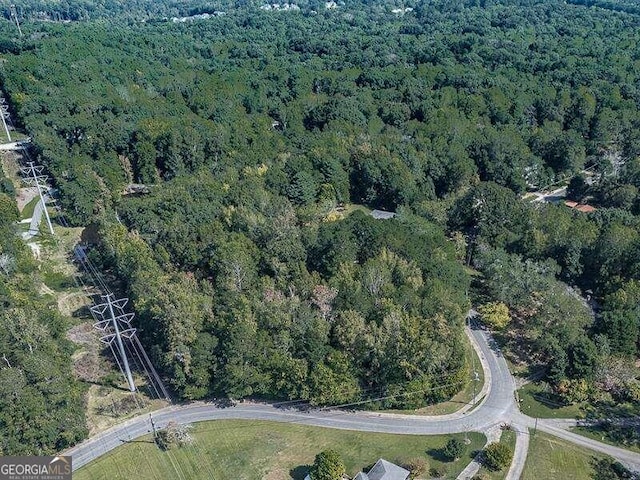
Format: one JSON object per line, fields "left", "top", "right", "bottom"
{"left": 555, "top": 378, "right": 590, "bottom": 404}
{"left": 443, "top": 438, "right": 465, "bottom": 461}
{"left": 477, "top": 302, "right": 510, "bottom": 330}
{"left": 429, "top": 466, "right": 446, "bottom": 478}
{"left": 310, "top": 449, "right": 345, "bottom": 480}
{"left": 0, "top": 177, "right": 14, "bottom": 196}
{"left": 0, "top": 193, "right": 18, "bottom": 227}
{"left": 591, "top": 458, "right": 639, "bottom": 480}
{"left": 482, "top": 442, "right": 513, "bottom": 471}
{"left": 402, "top": 457, "right": 429, "bottom": 476}
{"left": 155, "top": 421, "right": 193, "bottom": 450}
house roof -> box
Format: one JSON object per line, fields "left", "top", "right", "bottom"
{"left": 575, "top": 204, "right": 596, "bottom": 213}
{"left": 370, "top": 209, "right": 396, "bottom": 220}
{"left": 353, "top": 473, "right": 369, "bottom": 480}
{"left": 564, "top": 200, "right": 596, "bottom": 213}
{"left": 360, "top": 459, "right": 410, "bottom": 480}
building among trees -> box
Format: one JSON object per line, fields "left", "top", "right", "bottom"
{"left": 353, "top": 459, "right": 410, "bottom": 480}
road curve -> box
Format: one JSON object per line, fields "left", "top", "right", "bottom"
{"left": 64, "top": 326, "right": 640, "bottom": 474}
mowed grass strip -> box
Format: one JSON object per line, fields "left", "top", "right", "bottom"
{"left": 521, "top": 431, "right": 606, "bottom": 480}
{"left": 75, "top": 420, "right": 486, "bottom": 480}
{"left": 20, "top": 195, "right": 39, "bottom": 220}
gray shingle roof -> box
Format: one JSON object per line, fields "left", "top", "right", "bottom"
{"left": 353, "top": 473, "right": 370, "bottom": 480}
{"left": 358, "top": 459, "right": 410, "bottom": 480}
{"left": 370, "top": 209, "right": 396, "bottom": 220}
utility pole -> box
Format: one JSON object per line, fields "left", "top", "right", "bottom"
{"left": 0, "top": 97, "right": 12, "bottom": 142}
{"left": 473, "top": 370, "right": 479, "bottom": 405}
{"left": 91, "top": 294, "right": 137, "bottom": 392}
{"left": 149, "top": 413, "right": 158, "bottom": 439}
{"left": 20, "top": 162, "right": 54, "bottom": 235}
{"left": 9, "top": 5, "right": 23, "bottom": 37}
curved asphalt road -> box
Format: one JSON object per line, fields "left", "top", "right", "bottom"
{"left": 65, "top": 325, "right": 640, "bottom": 474}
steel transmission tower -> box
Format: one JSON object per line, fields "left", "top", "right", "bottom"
{"left": 20, "top": 161, "right": 54, "bottom": 235}
{"left": 9, "top": 5, "right": 23, "bottom": 37}
{"left": 0, "top": 97, "right": 12, "bottom": 142}
{"left": 91, "top": 294, "right": 137, "bottom": 392}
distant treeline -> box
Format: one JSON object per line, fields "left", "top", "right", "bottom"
{"left": 0, "top": 0, "right": 639, "bottom": 451}
{"left": 568, "top": 0, "right": 640, "bottom": 16}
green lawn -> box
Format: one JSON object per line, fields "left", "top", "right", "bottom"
{"left": 521, "top": 431, "right": 604, "bottom": 480}
{"left": 75, "top": 420, "right": 486, "bottom": 480}
{"left": 475, "top": 428, "right": 517, "bottom": 480}
{"left": 343, "top": 202, "right": 372, "bottom": 215}
{"left": 517, "top": 383, "right": 585, "bottom": 419}
{"left": 20, "top": 195, "right": 40, "bottom": 220}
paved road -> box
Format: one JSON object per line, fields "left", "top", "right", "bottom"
{"left": 65, "top": 324, "right": 640, "bottom": 474}
{"left": 0, "top": 139, "right": 30, "bottom": 150}
{"left": 506, "top": 425, "right": 530, "bottom": 480}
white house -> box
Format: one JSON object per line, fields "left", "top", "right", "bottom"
{"left": 353, "top": 459, "right": 410, "bottom": 480}
{"left": 370, "top": 209, "right": 396, "bottom": 220}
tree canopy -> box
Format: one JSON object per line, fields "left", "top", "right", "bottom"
{"left": 1, "top": 0, "right": 640, "bottom": 454}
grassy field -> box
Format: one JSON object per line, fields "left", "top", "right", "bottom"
{"left": 323, "top": 202, "right": 372, "bottom": 222}
{"left": 343, "top": 202, "right": 372, "bottom": 215}
{"left": 517, "top": 383, "right": 585, "bottom": 419}
{"left": 475, "top": 428, "right": 517, "bottom": 480}
{"left": 75, "top": 420, "right": 486, "bottom": 480}
{"left": 20, "top": 194, "right": 40, "bottom": 219}
{"left": 521, "top": 431, "right": 604, "bottom": 480}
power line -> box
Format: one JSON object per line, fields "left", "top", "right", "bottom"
{"left": 0, "top": 97, "right": 12, "bottom": 141}
{"left": 91, "top": 294, "right": 137, "bottom": 392}
{"left": 19, "top": 161, "right": 54, "bottom": 235}
{"left": 9, "top": 4, "right": 22, "bottom": 37}
{"left": 133, "top": 335, "right": 171, "bottom": 401}
{"left": 125, "top": 339, "right": 161, "bottom": 399}
{"left": 16, "top": 144, "right": 168, "bottom": 397}
{"left": 5, "top": 104, "right": 186, "bottom": 473}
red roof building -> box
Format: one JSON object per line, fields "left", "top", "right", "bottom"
{"left": 564, "top": 200, "right": 596, "bottom": 213}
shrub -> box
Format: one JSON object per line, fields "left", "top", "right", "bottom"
{"left": 477, "top": 302, "right": 510, "bottom": 330}
{"left": 429, "top": 465, "right": 446, "bottom": 477}
{"left": 309, "top": 449, "right": 345, "bottom": 480}
{"left": 482, "top": 442, "right": 513, "bottom": 471}
{"left": 443, "top": 438, "right": 465, "bottom": 461}
{"left": 402, "top": 457, "right": 429, "bottom": 476}
{"left": 155, "top": 421, "right": 193, "bottom": 450}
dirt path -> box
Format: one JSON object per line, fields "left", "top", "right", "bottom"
{"left": 16, "top": 186, "right": 38, "bottom": 212}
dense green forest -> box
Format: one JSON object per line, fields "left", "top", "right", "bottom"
{"left": 0, "top": 169, "right": 87, "bottom": 455}
{"left": 1, "top": 0, "right": 640, "bottom": 454}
